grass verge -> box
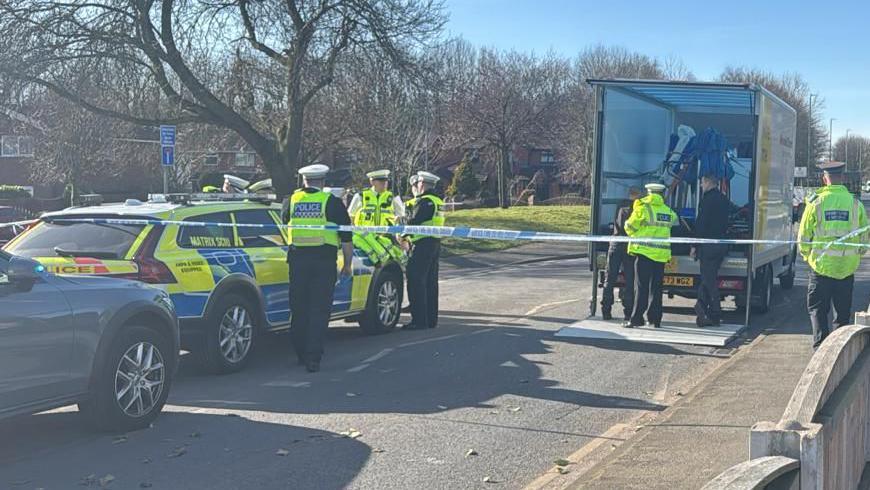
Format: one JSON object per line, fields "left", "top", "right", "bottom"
{"left": 441, "top": 205, "right": 589, "bottom": 256}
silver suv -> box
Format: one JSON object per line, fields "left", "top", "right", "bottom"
{"left": 0, "top": 250, "right": 179, "bottom": 431}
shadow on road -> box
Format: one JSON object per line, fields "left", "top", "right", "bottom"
{"left": 0, "top": 411, "right": 370, "bottom": 490}
{"left": 168, "top": 312, "right": 675, "bottom": 418}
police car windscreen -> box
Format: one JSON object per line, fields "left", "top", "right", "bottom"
{"left": 6, "top": 220, "right": 145, "bottom": 259}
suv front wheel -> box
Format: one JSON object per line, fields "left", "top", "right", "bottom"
{"left": 79, "top": 325, "right": 173, "bottom": 432}
{"left": 195, "top": 293, "right": 258, "bottom": 374}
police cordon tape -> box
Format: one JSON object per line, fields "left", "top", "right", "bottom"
{"left": 2, "top": 216, "right": 866, "bottom": 251}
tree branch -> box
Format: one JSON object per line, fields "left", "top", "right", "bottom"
{"left": 238, "top": 0, "right": 287, "bottom": 63}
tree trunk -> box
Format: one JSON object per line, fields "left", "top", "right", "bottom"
{"left": 498, "top": 146, "right": 510, "bottom": 208}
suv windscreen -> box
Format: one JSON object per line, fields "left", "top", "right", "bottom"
{"left": 6, "top": 220, "right": 145, "bottom": 259}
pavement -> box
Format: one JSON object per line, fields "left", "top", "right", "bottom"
{"left": 559, "top": 258, "right": 870, "bottom": 490}
{"left": 1, "top": 242, "right": 868, "bottom": 490}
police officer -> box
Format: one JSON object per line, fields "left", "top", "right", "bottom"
{"left": 624, "top": 183, "right": 678, "bottom": 329}
{"left": 691, "top": 174, "right": 731, "bottom": 327}
{"left": 401, "top": 171, "right": 445, "bottom": 330}
{"left": 798, "top": 161, "right": 868, "bottom": 349}
{"left": 348, "top": 169, "right": 406, "bottom": 225}
{"left": 601, "top": 186, "right": 641, "bottom": 321}
{"left": 281, "top": 164, "right": 354, "bottom": 372}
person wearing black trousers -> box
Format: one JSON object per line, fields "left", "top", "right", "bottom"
{"left": 400, "top": 171, "right": 445, "bottom": 330}
{"left": 601, "top": 187, "right": 641, "bottom": 320}
{"left": 281, "top": 164, "right": 353, "bottom": 372}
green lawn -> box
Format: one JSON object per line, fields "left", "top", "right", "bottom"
{"left": 441, "top": 205, "right": 590, "bottom": 256}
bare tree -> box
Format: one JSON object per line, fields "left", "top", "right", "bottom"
{"left": 833, "top": 134, "right": 870, "bottom": 175}
{"left": 446, "top": 47, "right": 570, "bottom": 207}
{"left": 0, "top": 0, "right": 446, "bottom": 196}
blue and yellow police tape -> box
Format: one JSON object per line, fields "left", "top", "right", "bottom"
{"left": 4, "top": 216, "right": 865, "bottom": 250}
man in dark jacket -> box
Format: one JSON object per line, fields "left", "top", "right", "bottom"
{"left": 692, "top": 175, "right": 731, "bottom": 327}
{"left": 601, "top": 187, "right": 641, "bottom": 320}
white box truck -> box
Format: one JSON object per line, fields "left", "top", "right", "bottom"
{"left": 587, "top": 79, "right": 798, "bottom": 326}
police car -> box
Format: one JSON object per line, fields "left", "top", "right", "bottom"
{"left": 3, "top": 193, "right": 404, "bottom": 373}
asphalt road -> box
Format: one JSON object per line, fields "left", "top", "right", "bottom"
{"left": 1, "top": 251, "right": 866, "bottom": 490}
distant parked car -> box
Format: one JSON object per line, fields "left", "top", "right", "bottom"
{"left": 0, "top": 250, "right": 179, "bottom": 431}
{"left": 0, "top": 206, "right": 27, "bottom": 245}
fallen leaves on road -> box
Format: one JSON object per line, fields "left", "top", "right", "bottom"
{"left": 98, "top": 474, "right": 115, "bottom": 488}
{"left": 554, "top": 459, "right": 571, "bottom": 467}
{"left": 80, "top": 474, "right": 97, "bottom": 486}
{"left": 557, "top": 467, "right": 570, "bottom": 475}
{"left": 372, "top": 448, "right": 386, "bottom": 454}
{"left": 465, "top": 449, "right": 478, "bottom": 457}
{"left": 673, "top": 391, "right": 685, "bottom": 397}
{"left": 346, "top": 392, "right": 358, "bottom": 397}
{"left": 111, "top": 436, "right": 128, "bottom": 445}
{"left": 483, "top": 476, "right": 499, "bottom": 483}
{"left": 189, "top": 432, "right": 201, "bottom": 438}
{"left": 141, "top": 457, "right": 152, "bottom": 465}
{"left": 508, "top": 406, "right": 522, "bottom": 413}
{"left": 276, "top": 449, "right": 290, "bottom": 457}
{"left": 166, "top": 446, "right": 187, "bottom": 458}
{"left": 339, "top": 429, "right": 362, "bottom": 439}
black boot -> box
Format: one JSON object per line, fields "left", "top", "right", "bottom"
{"left": 602, "top": 309, "right": 613, "bottom": 321}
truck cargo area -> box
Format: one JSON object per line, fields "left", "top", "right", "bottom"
{"left": 584, "top": 79, "right": 798, "bottom": 338}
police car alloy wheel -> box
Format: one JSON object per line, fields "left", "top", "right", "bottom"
{"left": 219, "top": 305, "right": 253, "bottom": 364}
{"left": 378, "top": 280, "right": 400, "bottom": 326}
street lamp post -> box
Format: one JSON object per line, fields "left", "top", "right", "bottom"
{"left": 808, "top": 93, "right": 816, "bottom": 167}
{"left": 845, "top": 129, "right": 851, "bottom": 170}
{"left": 829, "top": 118, "right": 836, "bottom": 160}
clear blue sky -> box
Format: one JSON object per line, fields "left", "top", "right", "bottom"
{"left": 445, "top": 0, "right": 869, "bottom": 142}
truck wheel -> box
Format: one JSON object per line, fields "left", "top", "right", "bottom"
{"left": 359, "top": 268, "right": 402, "bottom": 335}
{"left": 195, "top": 293, "right": 258, "bottom": 374}
{"left": 79, "top": 325, "right": 174, "bottom": 432}
{"left": 779, "top": 267, "right": 795, "bottom": 290}
{"left": 752, "top": 266, "right": 773, "bottom": 314}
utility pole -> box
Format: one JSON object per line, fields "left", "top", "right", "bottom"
{"left": 807, "top": 94, "right": 816, "bottom": 167}
{"left": 829, "top": 118, "right": 836, "bottom": 160}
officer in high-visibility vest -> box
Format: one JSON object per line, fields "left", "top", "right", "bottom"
{"left": 348, "top": 169, "right": 406, "bottom": 226}
{"left": 623, "top": 183, "right": 678, "bottom": 329}
{"left": 798, "top": 160, "right": 868, "bottom": 349}
{"left": 281, "top": 164, "right": 353, "bottom": 372}
{"left": 401, "top": 171, "right": 445, "bottom": 330}
{"left": 348, "top": 169, "right": 406, "bottom": 266}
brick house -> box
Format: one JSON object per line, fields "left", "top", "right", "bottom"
{"left": 0, "top": 110, "right": 38, "bottom": 194}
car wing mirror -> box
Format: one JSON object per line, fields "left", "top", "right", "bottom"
{"left": 7, "top": 256, "right": 45, "bottom": 290}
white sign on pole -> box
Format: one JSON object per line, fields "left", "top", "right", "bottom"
{"left": 794, "top": 167, "right": 808, "bottom": 178}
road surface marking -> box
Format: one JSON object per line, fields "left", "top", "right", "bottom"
{"left": 347, "top": 363, "right": 370, "bottom": 373}
{"left": 398, "top": 333, "right": 464, "bottom": 347}
{"left": 525, "top": 299, "right": 580, "bottom": 317}
{"left": 262, "top": 381, "right": 311, "bottom": 388}
{"left": 362, "top": 348, "right": 394, "bottom": 363}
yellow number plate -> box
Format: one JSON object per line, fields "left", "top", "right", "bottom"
{"left": 663, "top": 276, "right": 694, "bottom": 287}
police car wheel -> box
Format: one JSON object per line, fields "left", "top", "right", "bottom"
{"left": 359, "top": 269, "right": 403, "bottom": 335}
{"left": 197, "top": 293, "right": 258, "bottom": 374}
{"left": 79, "top": 325, "right": 174, "bottom": 432}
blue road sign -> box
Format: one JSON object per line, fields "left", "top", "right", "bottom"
{"left": 162, "top": 146, "right": 174, "bottom": 166}
{"left": 159, "top": 125, "right": 176, "bottom": 146}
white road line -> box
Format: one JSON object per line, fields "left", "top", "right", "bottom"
{"left": 262, "top": 381, "right": 311, "bottom": 388}
{"left": 398, "top": 333, "right": 464, "bottom": 348}
{"left": 347, "top": 363, "right": 370, "bottom": 373}
{"left": 362, "top": 348, "right": 394, "bottom": 363}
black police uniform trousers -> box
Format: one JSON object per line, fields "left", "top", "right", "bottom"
{"left": 602, "top": 243, "right": 635, "bottom": 319}
{"left": 288, "top": 253, "right": 337, "bottom": 363}
{"left": 807, "top": 270, "right": 854, "bottom": 348}
{"left": 630, "top": 254, "right": 665, "bottom": 326}
{"left": 407, "top": 237, "right": 441, "bottom": 328}
{"left": 696, "top": 244, "right": 728, "bottom": 322}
